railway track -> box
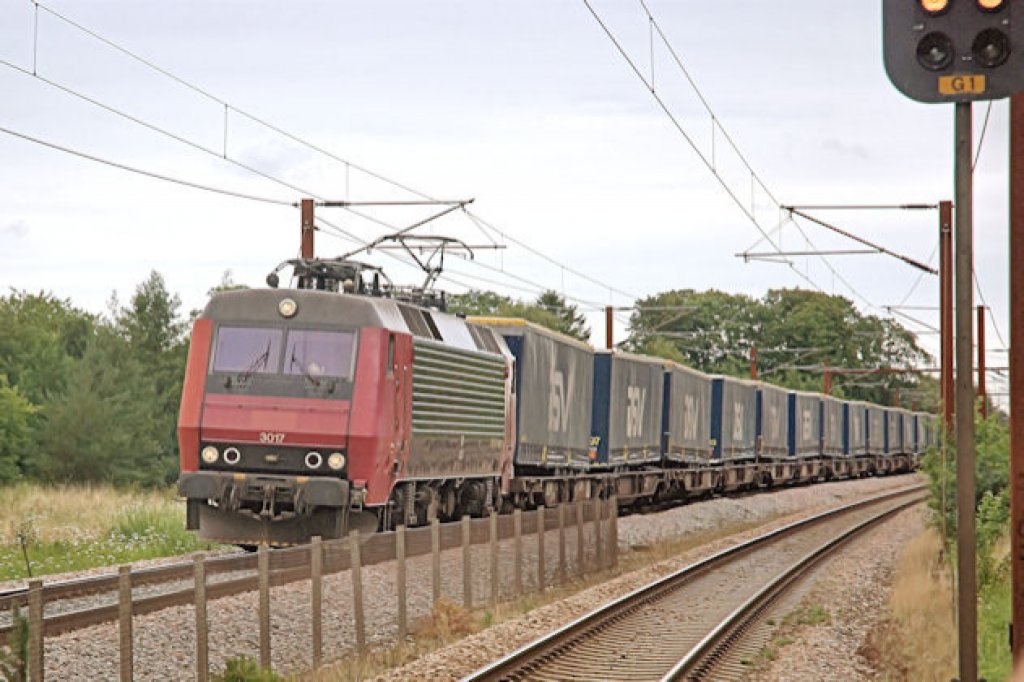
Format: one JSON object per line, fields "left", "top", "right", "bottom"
{"left": 0, "top": 477, "right": 921, "bottom": 642}
{"left": 463, "top": 484, "right": 925, "bottom": 682}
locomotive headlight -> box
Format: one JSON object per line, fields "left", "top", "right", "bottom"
{"left": 327, "top": 452, "right": 346, "bottom": 470}
{"left": 201, "top": 446, "right": 219, "bottom": 464}
{"left": 223, "top": 447, "right": 241, "bottom": 465}
{"left": 305, "top": 451, "right": 324, "bottom": 469}
{"left": 278, "top": 298, "right": 298, "bottom": 318}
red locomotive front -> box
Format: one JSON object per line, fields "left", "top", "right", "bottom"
{"left": 178, "top": 285, "right": 513, "bottom": 545}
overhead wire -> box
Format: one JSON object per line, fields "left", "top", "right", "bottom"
{"left": 0, "top": 123, "right": 291, "bottom": 206}
{"left": 28, "top": 0, "right": 638, "bottom": 303}
{"left": 581, "top": 0, "right": 885, "bottom": 309}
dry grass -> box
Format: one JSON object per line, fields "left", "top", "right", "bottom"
{"left": 0, "top": 483, "right": 180, "bottom": 544}
{"left": 864, "top": 528, "right": 957, "bottom": 681}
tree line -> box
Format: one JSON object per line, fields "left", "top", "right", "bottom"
{"left": 0, "top": 276, "right": 936, "bottom": 488}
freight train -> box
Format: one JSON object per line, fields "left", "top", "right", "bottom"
{"left": 177, "top": 261, "right": 935, "bottom": 545}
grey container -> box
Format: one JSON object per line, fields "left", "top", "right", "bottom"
{"left": 756, "top": 382, "right": 790, "bottom": 460}
{"left": 663, "top": 362, "right": 712, "bottom": 465}
{"left": 473, "top": 318, "right": 595, "bottom": 470}
{"left": 592, "top": 351, "right": 664, "bottom": 467}
{"left": 822, "top": 395, "right": 845, "bottom": 457}
{"left": 788, "top": 391, "right": 823, "bottom": 457}
{"left": 885, "top": 408, "right": 902, "bottom": 454}
{"left": 866, "top": 405, "right": 886, "bottom": 455}
{"left": 710, "top": 376, "right": 757, "bottom": 461}
{"left": 845, "top": 401, "right": 868, "bottom": 456}
{"left": 900, "top": 409, "right": 915, "bottom": 455}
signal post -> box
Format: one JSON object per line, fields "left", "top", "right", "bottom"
{"left": 882, "top": 1, "right": 1024, "bottom": 679}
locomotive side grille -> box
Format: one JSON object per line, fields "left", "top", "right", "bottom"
{"left": 411, "top": 339, "right": 506, "bottom": 437}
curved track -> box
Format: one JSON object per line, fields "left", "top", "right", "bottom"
{"left": 463, "top": 485, "right": 925, "bottom": 682}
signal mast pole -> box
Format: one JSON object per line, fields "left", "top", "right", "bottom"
{"left": 954, "top": 100, "right": 978, "bottom": 682}
{"left": 1009, "top": 92, "right": 1024, "bottom": 671}
{"left": 301, "top": 198, "right": 315, "bottom": 259}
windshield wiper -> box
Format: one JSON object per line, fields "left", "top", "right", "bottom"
{"left": 289, "top": 347, "right": 321, "bottom": 387}
{"left": 236, "top": 342, "right": 271, "bottom": 386}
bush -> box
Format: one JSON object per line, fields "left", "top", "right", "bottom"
{"left": 0, "top": 607, "right": 28, "bottom": 682}
{"left": 211, "top": 655, "right": 281, "bottom": 682}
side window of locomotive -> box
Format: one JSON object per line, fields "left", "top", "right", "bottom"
{"left": 386, "top": 334, "right": 395, "bottom": 377}
{"left": 211, "top": 327, "right": 283, "bottom": 374}
{"left": 284, "top": 330, "right": 357, "bottom": 379}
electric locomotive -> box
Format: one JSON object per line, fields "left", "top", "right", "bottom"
{"left": 178, "top": 260, "right": 514, "bottom": 545}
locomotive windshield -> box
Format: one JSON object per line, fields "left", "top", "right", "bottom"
{"left": 211, "top": 327, "right": 282, "bottom": 374}
{"left": 284, "top": 330, "right": 356, "bottom": 379}
{"left": 209, "top": 326, "right": 357, "bottom": 380}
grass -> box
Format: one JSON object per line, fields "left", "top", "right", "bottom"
{"left": 978, "top": 537, "right": 1011, "bottom": 682}
{"left": 862, "top": 528, "right": 957, "bottom": 680}
{"left": 0, "top": 483, "right": 222, "bottom": 581}
{"left": 782, "top": 603, "right": 830, "bottom": 628}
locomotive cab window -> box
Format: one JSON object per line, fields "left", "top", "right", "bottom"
{"left": 284, "top": 329, "right": 357, "bottom": 379}
{"left": 211, "top": 327, "right": 283, "bottom": 374}
{"left": 386, "top": 334, "right": 395, "bottom": 377}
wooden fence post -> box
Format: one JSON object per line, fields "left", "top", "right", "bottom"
{"left": 118, "top": 565, "right": 132, "bottom": 681}
{"left": 28, "top": 579, "right": 42, "bottom": 682}
{"left": 606, "top": 493, "right": 614, "bottom": 569}
{"left": 513, "top": 509, "right": 523, "bottom": 596}
{"left": 558, "top": 503, "right": 567, "bottom": 585}
{"left": 537, "top": 505, "right": 546, "bottom": 592}
{"left": 258, "top": 544, "right": 271, "bottom": 669}
{"left": 575, "top": 499, "right": 585, "bottom": 577}
{"left": 431, "top": 518, "right": 441, "bottom": 605}
{"left": 462, "top": 515, "right": 472, "bottom": 609}
{"left": 194, "top": 553, "right": 208, "bottom": 682}
{"left": 310, "top": 536, "right": 323, "bottom": 669}
{"left": 396, "top": 526, "right": 407, "bottom": 642}
{"left": 593, "top": 499, "right": 603, "bottom": 572}
{"left": 489, "top": 512, "right": 499, "bottom": 608}
{"left": 350, "top": 530, "right": 366, "bottom": 657}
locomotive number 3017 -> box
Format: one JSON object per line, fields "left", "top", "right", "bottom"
{"left": 260, "top": 432, "right": 286, "bottom": 444}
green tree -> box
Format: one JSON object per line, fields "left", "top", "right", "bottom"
{"left": 626, "top": 287, "right": 934, "bottom": 406}
{"left": 0, "top": 291, "right": 94, "bottom": 404}
{"left": 113, "top": 271, "right": 189, "bottom": 483}
{"left": 30, "top": 327, "right": 164, "bottom": 485}
{"left": 0, "top": 377, "right": 37, "bottom": 484}
{"left": 448, "top": 289, "right": 591, "bottom": 342}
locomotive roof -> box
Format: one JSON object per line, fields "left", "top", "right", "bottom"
{"left": 201, "top": 289, "right": 506, "bottom": 355}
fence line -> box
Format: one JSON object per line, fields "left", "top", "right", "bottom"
{"left": 5, "top": 498, "right": 619, "bottom": 679}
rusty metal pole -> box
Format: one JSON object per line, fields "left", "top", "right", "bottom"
{"left": 940, "top": 200, "right": 955, "bottom": 432}
{"left": 301, "top": 198, "right": 315, "bottom": 259}
{"left": 605, "top": 305, "right": 613, "bottom": 350}
{"left": 954, "top": 100, "right": 978, "bottom": 682}
{"left": 749, "top": 346, "right": 757, "bottom": 380}
{"left": 823, "top": 367, "right": 832, "bottom": 396}
{"left": 1008, "top": 92, "right": 1024, "bottom": 673}
{"left": 977, "top": 305, "right": 987, "bottom": 419}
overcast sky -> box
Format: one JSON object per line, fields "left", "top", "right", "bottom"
{"left": 0, "top": 1, "right": 1013, "bottom": 406}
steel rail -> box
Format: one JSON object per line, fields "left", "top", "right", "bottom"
{"left": 663, "top": 494, "right": 924, "bottom": 680}
{"left": 462, "top": 484, "right": 925, "bottom": 682}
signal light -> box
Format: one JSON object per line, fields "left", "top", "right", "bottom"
{"left": 977, "top": 0, "right": 1005, "bottom": 11}
{"left": 920, "top": 0, "right": 949, "bottom": 14}
{"left": 884, "top": 0, "right": 1023, "bottom": 102}
{"left": 972, "top": 28, "right": 1010, "bottom": 67}
{"left": 917, "top": 32, "right": 955, "bottom": 71}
